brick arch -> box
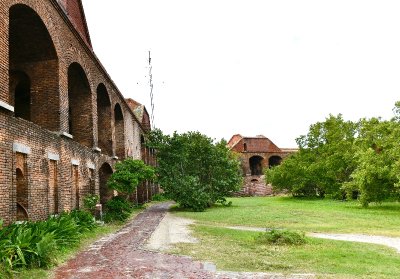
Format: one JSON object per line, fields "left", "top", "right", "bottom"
{"left": 9, "top": 3, "right": 60, "bottom": 131}
{"left": 98, "top": 162, "right": 113, "bottom": 205}
{"left": 68, "top": 62, "right": 94, "bottom": 148}
{"left": 114, "top": 103, "right": 125, "bottom": 159}
{"left": 268, "top": 155, "right": 282, "bottom": 168}
{"left": 249, "top": 155, "right": 264, "bottom": 175}
{"left": 97, "top": 83, "right": 112, "bottom": 156}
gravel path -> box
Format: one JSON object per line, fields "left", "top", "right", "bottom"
{"left": 53, "top": 203, "right": 315, "bottom": 279}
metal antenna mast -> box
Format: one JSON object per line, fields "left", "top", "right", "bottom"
{"left": 148, "top": 50, "right": 155, "bottom": 129}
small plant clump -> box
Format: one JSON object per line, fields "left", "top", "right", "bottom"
{"left": 103, "top": 196, "right": 134, "bottom": 223}
{"left": 151, "top": 193, "right": 169, "bottom": 202}
{"left": 83, "top": 194, "right": 99, "bottom": 213}
{"left": 256, "top": 229, "right": 306, "bottom": 246}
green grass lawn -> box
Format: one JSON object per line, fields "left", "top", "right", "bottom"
{"left": 170, "top": 196, "right": 400, "bottom": 278}
{"left": 172, "top": 196, "right": 400, "bottom": 236}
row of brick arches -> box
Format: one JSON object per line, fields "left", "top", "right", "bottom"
{"left": 249, "top": 155, "right": 282, "bottom": 175}
{"left": 9, "top": 4, "right": 124, "bottom": 157}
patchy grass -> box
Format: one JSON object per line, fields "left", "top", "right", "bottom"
{"left": 170, "top": 197, "right": 400, "bottom": 277}
{"left": 172, "top": 196, "right": 400, "bottom": 236}
{"left": 171, "top": 225, "right": 400, "bottom": 279}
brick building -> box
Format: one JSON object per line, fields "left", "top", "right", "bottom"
{"left": 227, "top": 134, "right": 297, "bottom": 196}
{"left": 0, "top": 0, "right": 156, "bottom": 224}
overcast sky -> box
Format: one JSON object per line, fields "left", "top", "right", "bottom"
{"left": 82, "top": 0, "right": 400, "bottom": 147}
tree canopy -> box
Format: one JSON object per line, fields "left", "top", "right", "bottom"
{"left": 147, "top": 129, "right": 242, "bottom": 211}
{"left": 107, "top": 159, "right": 155, "bottom": 197}
{"left": 267, "top": 103, "right": 400, "bottom": 206}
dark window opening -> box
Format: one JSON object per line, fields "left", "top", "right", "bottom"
{"left": 249, "top": 156, "right": 263, "bottom": 175}
{"left": 269, "top": 156, "right": 282, "bottom": 168}
{"left": 14, "top": 74, "right": 31, "bottom": 120}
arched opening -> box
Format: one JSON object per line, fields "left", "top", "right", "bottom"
{"left": 99, "top": 163, "right": 113, "bottom": 205}
{"left": 114, "top": 104, "right": 125, "bottom": 159}
{"left": 16, "top": 168, "right": 28, "bottom": 221}
{"left": 68, "top": 63, "right": 93, "bottom": 147}
{"left": 269, "top": 156, "right": 282, "bottom": 168}
{"left": 96, "top": 84, "right": 112, "bottom": 156}
{"left": 249, "top": 156, "right": 263, "bottom": 175}
{"left": 9, "top": 4, "right": 59, "bottom": 131}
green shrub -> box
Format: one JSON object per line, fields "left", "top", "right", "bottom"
{"left": 147, "top": 130, "right": 242, "bottom": 211}
{"left": 83, "top": 194, "right": 99, "bottom": 213}
{"left": 256, "top": 229, "right": 306, "bottom": 246}
{"left": 103, "top": 196, "right": 133, "bottom": 223}
{"left": 70, "top": 210, "right": 96, "bottom": 232}
{"left": 151, "top": 193, "right": 169, "bottom": 201}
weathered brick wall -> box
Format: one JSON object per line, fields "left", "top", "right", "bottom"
{"left": 235, "top": 175, "right": 273, "bottom": 197}
{"left": 0, "top": 0, "right": 151, "bottom": 224}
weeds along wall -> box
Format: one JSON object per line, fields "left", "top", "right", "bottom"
{"left": 0, "top": 0, "right": 156, "bottom": 224}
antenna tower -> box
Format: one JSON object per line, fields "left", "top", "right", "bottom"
{"left": 148, "top": 51, "right": 155, "bottom": 129}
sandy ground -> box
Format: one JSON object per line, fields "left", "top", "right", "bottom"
{"left": 145, "top": 212, "right": 198, "bottom": 251}
{"left": 147, "top": 216, "right": 400, "bottom": 254}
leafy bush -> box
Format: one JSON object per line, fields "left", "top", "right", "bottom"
{"left": 151, "top": 193, "right": 169, "bottom": 201}
{"left": 0, "top": 210, "right": 98, "bottom": 273}
{"left": 147, "top": 129, "right": 242, "bottom": 211}
{"left": 107, "top": 159, "right": 155, "bottom": 198}
{"left": 256, "top": 229, "right": 306, "bottom": 246}
{"left": 103, "top": 196, "right": 133, "bottom": 223}
{"left": 83, "top": 194, "right": 99, "bottom": 213}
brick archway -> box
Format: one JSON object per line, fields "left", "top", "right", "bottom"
{"left": 99, "top": 162, "right": 113, "bottom": 205}
{"left": 114, "top": 103, "right": 125, "bottom": 159}
{"left": 68, "top": 62, "right": 93, "bottom": 147}
{"left": 268, "top": 155, "right": 282, "bottom": 168}
{"left": 97, "top": 83, "right": 112, "bottom": 156}
{"left": 249, "top": 155, "right": 264, "bottom": 175}
{"left": 9, "top": 4, "right": 59, "bottom": 131}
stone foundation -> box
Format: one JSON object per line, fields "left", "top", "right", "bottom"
{"left": 235, "top": 175, "right": 273, "bottom": 197}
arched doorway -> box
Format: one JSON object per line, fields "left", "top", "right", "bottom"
{"left": 9, "top": 4, "right": 59, "bottom": 131}
{"left": 97, "top": 84, "right": 112, "bottom": 156}
{"left": 269, "top": 156, "right": 282, "bottom": 168}
{"left": 68, "top": 62, "right": 93, "bottom": 147}
{"left": 99, "top": 163, "right": 113, "bottom": 205}
{"left": 249, "top": 156, "right": 264, "bottom": 175}
{"left": 114, "top": 104, "right": 125, "bottom": 159}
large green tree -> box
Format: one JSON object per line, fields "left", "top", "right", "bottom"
{"left": 147, "top": 130, "right": 242, "bottom": 211}
{"left": 344, "top": 117, "right": 400, "bottom": 206}
{"left": 267, "top": 114, "right": 358, "bottom": 198}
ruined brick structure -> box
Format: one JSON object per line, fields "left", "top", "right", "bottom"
{"left": 228, "top": 135, "right": 297, "bottom": 196}
{"left": 0, "top": 0, "right": 157, "bottom": 224}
